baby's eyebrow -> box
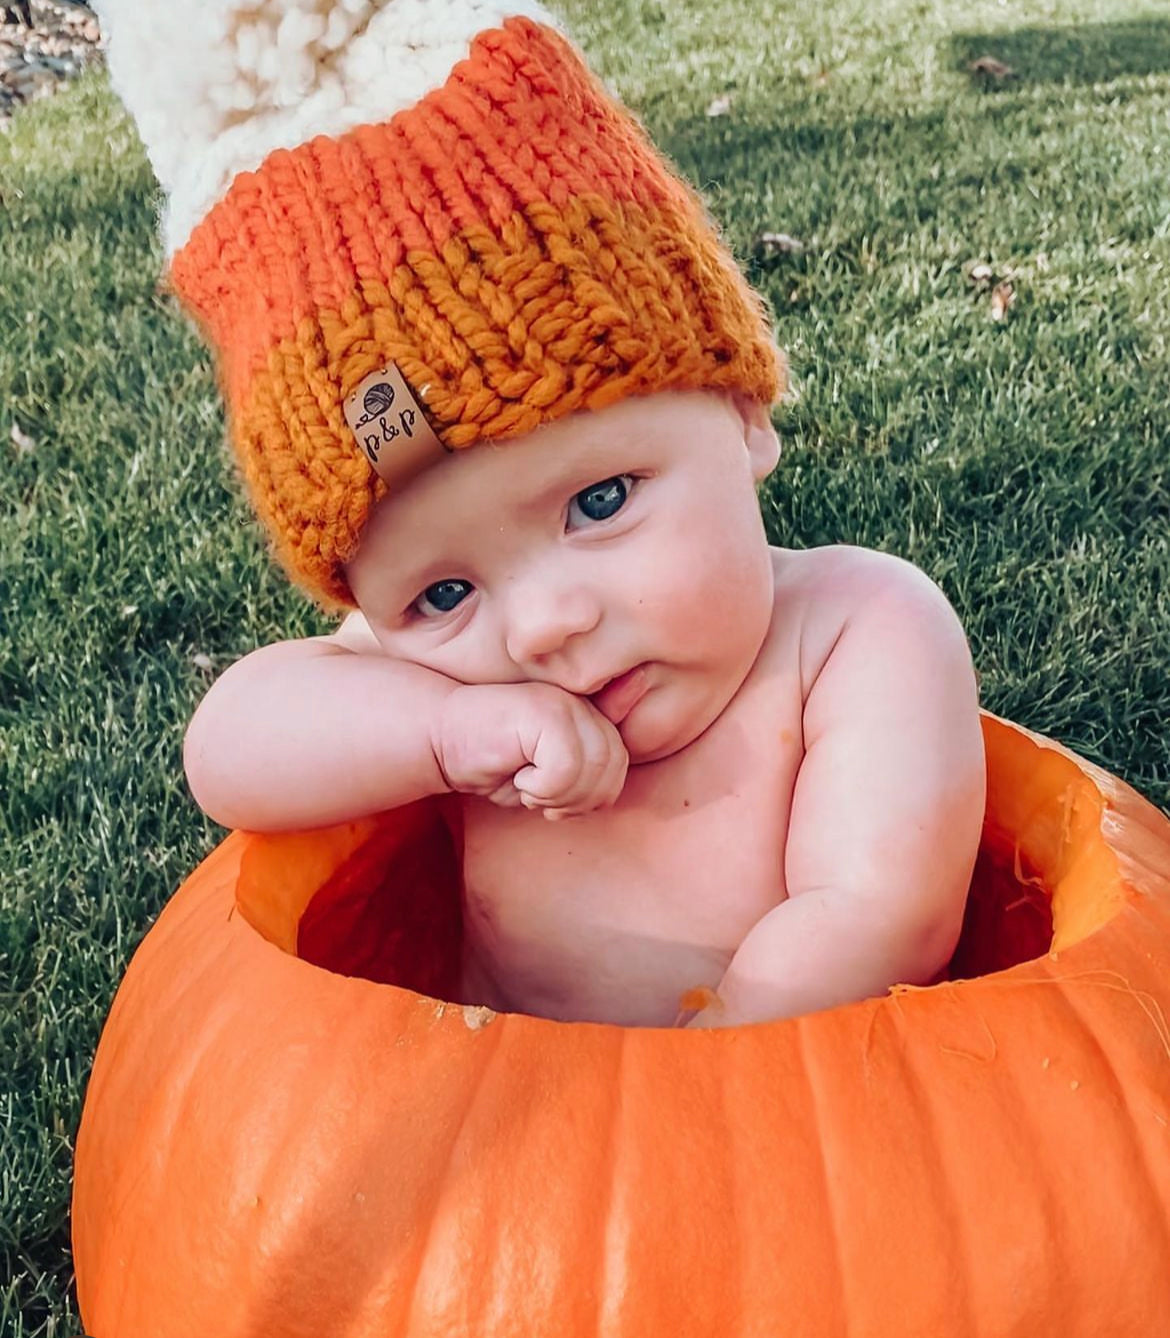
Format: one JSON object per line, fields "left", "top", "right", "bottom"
{"left": 523, "top": 454, "right": 635, "bottom": 513}
{"left": 379, "top": 560, "right": 436, "bottom": 603}
{"left": 523, "top": 476, "right": 577, "bottom": 513}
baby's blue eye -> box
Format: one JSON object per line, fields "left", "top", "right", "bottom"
{"left": 414, "top": 579, "right": 473, "bottom": 617}
{"left": 568, "top": 475, "right": 633, "bottom": 528}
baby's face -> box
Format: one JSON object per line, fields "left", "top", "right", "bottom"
{"left": 345, "top": 389, "right": 779, "bottom": 763}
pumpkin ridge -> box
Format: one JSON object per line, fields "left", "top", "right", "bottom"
{"left": 1039, "top": 970, "right": 1170, "bottom": 1263}
{"left": 792, "top": 1013, "right": 853, "bottom": 1329}
{"left": 709, "top": 1038, "right": 747, "bottom": 1333}
{"left": 400, "top": 1013, "right": 511, "bottom": 1330}
{"left": 237, "top": 1006, "right": 417, "bottom": 1334}
{"left": 71, "top": 854, "right": 246, "bottom": 1319}
{"left": 898, "top": 987, "right": 1044, "bottom": 1335}
{"left": 592, "top": 1022, "right": 631, "bottom": 1337}
{"left": 108, "top": 992, "right": 248, "bottom": 1318}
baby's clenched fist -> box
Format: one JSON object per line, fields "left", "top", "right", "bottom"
{"left": 431, "top": 682, "right": 629, "bottom": 819}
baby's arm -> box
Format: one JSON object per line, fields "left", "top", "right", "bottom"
{"left": 182, "top": 615, "right": 460, "bottom": 831}
{"left": 686, "top": 554, "right": 985, "bottom": 1028}
{"left": 184, "top": 613, "right": 627, "bottom": 831}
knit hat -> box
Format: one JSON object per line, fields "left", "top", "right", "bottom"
{"left": 96, "top": 0, "right": 786, "bottom": 609}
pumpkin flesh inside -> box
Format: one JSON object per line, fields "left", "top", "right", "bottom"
{"left": 290, "top": 819, "right": 1060, "bottom": 997}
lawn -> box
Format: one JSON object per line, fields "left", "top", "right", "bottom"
{"left": 2, "top": 0, "right": 1168, "bottom": 1330}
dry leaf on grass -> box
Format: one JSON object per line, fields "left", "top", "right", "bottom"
{"left": 755, "top": 231, "right": 805, "bottom": 258}
{"left": 968, "top": 55, "right": 1015, "bottom": 81}
{"left": 989, "top": 281, "right": 1016, "bottom": 321}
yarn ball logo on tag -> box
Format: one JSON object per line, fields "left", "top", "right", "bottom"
{"left": 343, "top": 364, "right": 447, "bottom": 486}
{"left": 353, "top": 382, "right": 420, "bottom": 463}
{"left": 356, "top": 382, "right": 397, "bottom": 425}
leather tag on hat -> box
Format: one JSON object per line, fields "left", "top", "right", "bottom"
{"left": 343, "top": 364, "right": 448, "bottom": 488}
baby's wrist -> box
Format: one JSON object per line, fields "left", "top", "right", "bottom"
{"left": 430, "top": 681, "right": 515, "bottom": 797}
{"left": 429, "top": 684, "right": 472, "bottom": 796}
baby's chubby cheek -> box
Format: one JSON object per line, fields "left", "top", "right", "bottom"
{"left": 620, "top": 587, "right": 773, "bottom": 764}
{"left": 650, "top": 527, "right": 774, "bottom": 647}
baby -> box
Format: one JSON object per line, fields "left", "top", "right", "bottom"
{"left": 185, "top": 387, "right": 985, "bottom": 1029}
{"left": 99, "top": 0, "right": 985, "bottom": 1028}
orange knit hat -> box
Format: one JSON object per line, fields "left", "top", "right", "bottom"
{"left": 97, "top": 0, "right": 785, "bottom": 609}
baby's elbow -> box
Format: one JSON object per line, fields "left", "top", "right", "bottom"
{"left": 906, "top": 791, "right": 985, "bottom": 983}
{"left": 183, "top": 674, "right": 269, "bottom": 830}
{"left": 861, "top": 892, "right": 966, "bottom": 995}
{"left": 182, "top": 707, "right": 237, "bottom": 829}
{"left": 181, "top": 653, "right": 273, "bottom": 828}
{"left": 907, "top": 899, "right": 967, "bottom": 986}
{"left": 874, "top": 784, "right": 985, "bottom": 989}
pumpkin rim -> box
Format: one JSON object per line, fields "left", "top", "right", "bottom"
{"left": 227, "top": 710, "right": 1170, "bottom": 1031}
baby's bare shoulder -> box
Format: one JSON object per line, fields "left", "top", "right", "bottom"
{"left": 771, "top": 545, "right": 965, "bottom": 697}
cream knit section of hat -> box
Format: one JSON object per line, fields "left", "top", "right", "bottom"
{"left": 94, "top": 0, "right": 560, "bottom": 256}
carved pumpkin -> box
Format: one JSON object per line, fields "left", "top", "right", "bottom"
{"left": 73, "top": 714, "right": 1170, "bottom": 1336}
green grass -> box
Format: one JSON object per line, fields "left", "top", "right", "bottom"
{"left": 2, "top": 0, "right": 1169, "bottom": 1330}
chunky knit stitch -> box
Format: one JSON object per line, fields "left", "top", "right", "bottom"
{"left": 98, "top": 3, "right": 786, "bottom": 608}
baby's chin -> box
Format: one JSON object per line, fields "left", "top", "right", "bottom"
{"left": 619, "top": 686, "right": 727, "bottom": 766}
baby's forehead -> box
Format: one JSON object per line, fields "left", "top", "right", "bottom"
{"left": 351, "top": 389, "right": 733, "bottom": 583}
{"left": 403, "top": 432, "right": 627, "bottom": 530}
{"left": 410, "top": 400, "right": 670, "bottom": 502}
{"left": 444, "top": 388, "right": 725, "bottom": 479}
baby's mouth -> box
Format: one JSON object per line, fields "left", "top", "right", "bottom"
{"left": 588, "top": 664, "right": 649, "bottom": 725}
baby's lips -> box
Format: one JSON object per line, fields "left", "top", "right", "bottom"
{"left": 590, "top": 664, "right": 649, "bottom": 725}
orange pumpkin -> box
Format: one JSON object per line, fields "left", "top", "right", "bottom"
{"left": 72, "top": 713, "right": 1170, "bottom": 1336}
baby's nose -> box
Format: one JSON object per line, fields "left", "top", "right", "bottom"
{"left": 503, "top": 579, "right": 602, "bottom": 665}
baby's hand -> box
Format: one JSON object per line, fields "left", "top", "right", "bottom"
{"left": 432, "top": 682, "right": 629, "bottom": 819}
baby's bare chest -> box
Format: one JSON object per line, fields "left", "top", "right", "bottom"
{"left": 458, "top": 659, "right": 804, "bottom": 1024}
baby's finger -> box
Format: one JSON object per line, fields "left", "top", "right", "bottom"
{"left": 514, "top": 728, "right": 585, "bottom": 802}
{"left": 484, "top": 778, "right": 524, "bottom": 807}
{"left": 556, "top": 743, "right": 612, "bottom": 808}
{"left": 575, "top": 713, "right": 628, "bottom": 807}
{"left": 513, "top": 705, "right": 626, "bottom": 811}
{"left": 513, "top": 763, "right": 551, "bottom": 802}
